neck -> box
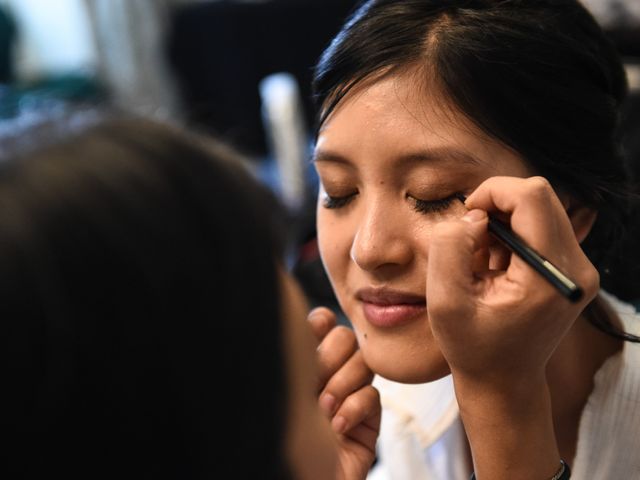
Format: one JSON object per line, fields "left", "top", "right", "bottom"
{"left": 546, "top": 295, "right": 623, "bottom": 464}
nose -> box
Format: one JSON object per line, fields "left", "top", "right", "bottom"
{"left": 350, "top": 201, "right": 413, "bottom": 272}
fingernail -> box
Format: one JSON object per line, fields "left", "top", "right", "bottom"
{"left": 307, "top": 308, "right": 326, "bottom": 323}
{"left": 332, "top": 415, "right": 347, "bottom": 434}
{"left": 462, "top": 209, "right": 486, "bottom": 223}
{"left": 319, "top": 393, "right": 336, "bottom": 416}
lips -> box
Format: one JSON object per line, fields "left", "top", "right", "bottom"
{"left": 356, "top": 288, "right": 426, "bottom": 328}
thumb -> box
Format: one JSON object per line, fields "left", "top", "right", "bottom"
{"left": 427, "top": 209, "right": 488, "bottom": 318}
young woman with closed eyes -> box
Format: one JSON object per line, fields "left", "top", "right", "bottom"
{"left": 308, "top": 1, "right": 640, "bottom": 479}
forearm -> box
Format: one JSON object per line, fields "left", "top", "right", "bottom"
{"left": 454, "top": 372, "right": 561, "bottom": 480}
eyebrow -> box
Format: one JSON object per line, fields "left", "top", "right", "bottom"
{"left": 312, "top": 147, "right": 483, "bottom": 167}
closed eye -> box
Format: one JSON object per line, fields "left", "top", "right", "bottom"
{"left": 409, "top": 194, "right": 458, "bottom": 214}
{"left": 322, "top": 193, "right": 357, "bottom": 209}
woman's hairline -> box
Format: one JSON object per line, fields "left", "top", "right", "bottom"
{"left": 316, "top": 60, "right": 523, "bottom": 162}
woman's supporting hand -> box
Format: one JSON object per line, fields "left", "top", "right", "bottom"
{"left": 427, "top": 176, "right": 599, "bottom": 479}
{"left": 308, "top": 307, "right": 381, "bottom": 480}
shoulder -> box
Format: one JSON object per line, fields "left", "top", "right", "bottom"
{"left": 590, "top": 291, "right": 640, "bottom": 400}
{"left": 572, "top": 291, "right": 640, "bottom": 478}
{"left": 600, "top": 290, "right": 640, "bottom": 339}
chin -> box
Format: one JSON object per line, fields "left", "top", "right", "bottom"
{"left": 363, "top": 346, "right": 451, "bottom": 384}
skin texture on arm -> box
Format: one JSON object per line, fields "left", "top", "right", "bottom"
{"left": 427, "top": 177, "right": 599, "bottom": 478}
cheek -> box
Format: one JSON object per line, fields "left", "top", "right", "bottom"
{"left": 317, "top": 208, "right": 437, "bottom": 274}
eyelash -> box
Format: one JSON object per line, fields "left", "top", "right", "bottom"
{"left": 411, "top": 194, "right": 457, "bottom": 214}
{"left": 322, "top": 192, "right": 459, "bottom": 213}
{"left": 323, "top": 193, "right": 356, "bottom": 209}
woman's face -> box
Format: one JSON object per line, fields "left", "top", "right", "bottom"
{"left": 314, "top": 71, "right": 534, "bottom": 383}
{"left": 281, "top": 271, "right": 338, "bottom": 480}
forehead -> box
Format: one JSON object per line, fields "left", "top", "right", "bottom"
{"left": 315, "top": 70, "right": 526, "bottom": 173}
{"left": 320, "top": 71, "right": 474, "bottom": 139}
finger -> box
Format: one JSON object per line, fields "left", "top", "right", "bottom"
{"left": 308, "top": 307, "right": 337, "bottom": 343}
{"left": 331, "top": 385, "right": 381, "bottom": 438}
{"left": 316, "top": 325, "right": 358, "bottom": 390}
{"left": 465, "top": 176, "right": 575, "bottom": 254}
{"left": 470, "top": 225, "right": 492, "bottom": 273}
{"left": 465, "top": 176, "right": 590, "bottom": 293}
{"left": 488, "top": 238, "right": 512, "bottom": 271}
{"left": 319, "top": 350, "right": 373, "bottom": 417}
{"left": 427, "top": 209, "right": 488, "bottom": 318}
{"left": 341, "top": 423, "right": 380, "bottom": 457}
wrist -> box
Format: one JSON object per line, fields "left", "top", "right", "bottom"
{"left": 452, "top": 369, "right": 549, "bottom": 417}
{"left": 452, "top": 372, "right": 561, "bottom": 480}
{"left": 470, "top": 460, "right": 571, "bottom": 480}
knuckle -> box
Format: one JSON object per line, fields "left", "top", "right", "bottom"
{"left": 525, "top": 176, "right": 553, "bottom": 200}
{"left": 342, "top": 386, "right": 381, "bottom": 417}
{"left": 583, "top": 265, "right": 600, "bottom": 299}
{"left": 317, "top": 327, "right": 358, "bottom": 372}
{"left": 308, "top": 306, "right": 335, "bottom": 324}
{"left": 329, "top": 325, "right": 357, "bottom": 348}
{"left": 324, "top": 355, "right": 373, "bottom": 397}
{"left": 340, "top": 390, "right": 369, "bottom": 416}
{"left": 308, "top": 307, "right": 335, "bottom": 328}
{"left": 315, "top": 343, "right": 336, "bottom": 370}
{"left": 309, "top": 315, "right": 332, "bottom": 337}
{"left": 324, "top": 373, "right": 354, "bottom": 399}
{"left": 315, "top": 344, "right": 335, "bottom": 369}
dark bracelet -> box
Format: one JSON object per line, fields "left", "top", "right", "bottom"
{"left": 469, "top": 460, "right": 570, "bottom": 480}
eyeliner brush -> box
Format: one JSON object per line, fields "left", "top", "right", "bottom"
{"left": 455, "top": 194, "right": 583, "bottom": 303}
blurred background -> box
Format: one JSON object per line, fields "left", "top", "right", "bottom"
{"left": 0, "top": 0, "right": 638, "bottom": 313}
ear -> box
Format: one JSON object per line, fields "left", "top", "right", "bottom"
{"left": 560, "top": 196, "right": 597, "bottom": 244}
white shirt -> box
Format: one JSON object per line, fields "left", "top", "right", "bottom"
{"left": 368, "top": 291, "right": 640, "bottom": 480}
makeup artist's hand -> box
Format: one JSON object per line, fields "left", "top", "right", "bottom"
{"left": 426, "top": 176, "right": 599, "bottom": 479}
{"left": 427, "top": 176, "right": 598, "bottom": 384}
{"left": 308, "top": 307, "right": 380, "bottom": 480}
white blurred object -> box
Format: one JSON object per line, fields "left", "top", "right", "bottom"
{"left": 582, "top": 0, "right": 640, "bottom": 28}
{"left": 0, "top": 0, "right": 184, "bottom": 119}
{"left": 367, "top": 464, "right": 391, "bottom": 480}
{"left": 3, "top": 0, "right": 97, "bottom": 80}
{"left": 83, "top": 0, "right": 183, "bottom": 120}
{"left": 259, "top": 72, "right": 309, "bottom": 211}
{"left": 626, "top": 63, "right": 640, "bottom": 91}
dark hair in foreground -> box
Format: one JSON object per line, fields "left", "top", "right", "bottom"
{"left": 313, "top": 0, "right": 639, "bottom": 341}
{"left": 0, "top": 114, "right": 291, "bottom": 478}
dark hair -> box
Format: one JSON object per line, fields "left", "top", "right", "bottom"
{"left": 0, "top": 114, "right": 292, "bottom": 477}
{"left": 313, "top": 0, "right": 639, "bottom": 341}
